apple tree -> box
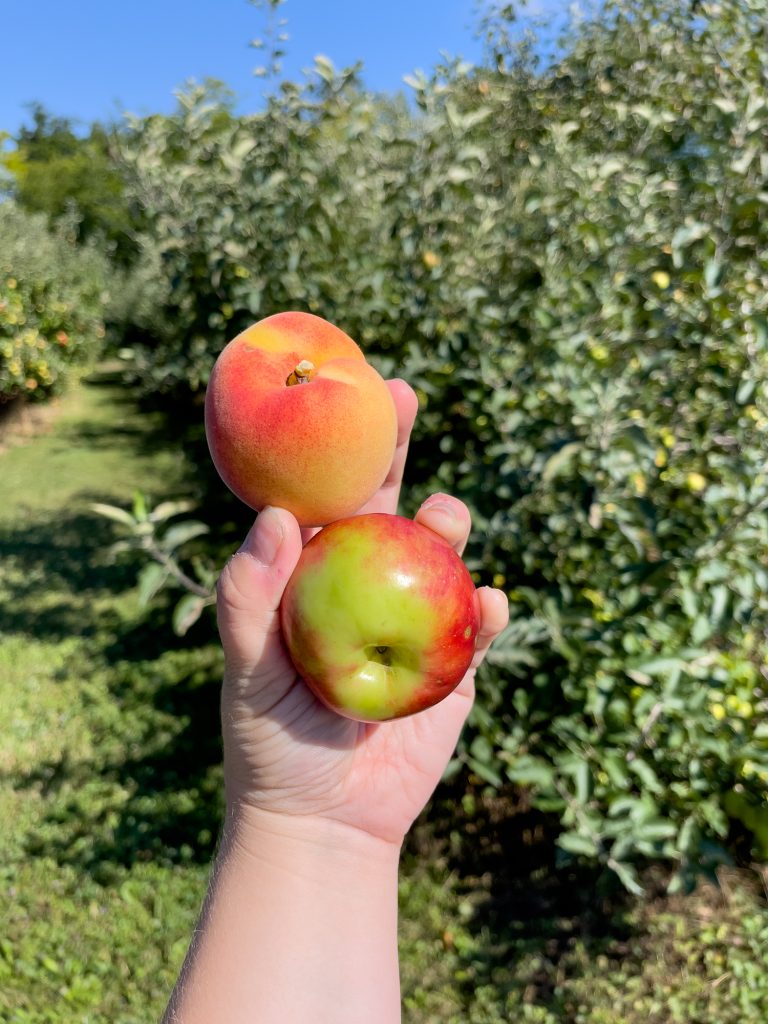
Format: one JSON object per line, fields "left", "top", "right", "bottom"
{"left": 107, "top": 0, "right": 768, "bottom": 888}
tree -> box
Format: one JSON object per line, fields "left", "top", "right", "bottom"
{"left": 3, "top": 104, "right": 138, "bottom": 264}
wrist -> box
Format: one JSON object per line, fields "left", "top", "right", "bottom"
{"left": 165, "top": 796, "right": 403, "bottom": 1024}
{"left": 222, "top": 800, "right": 404, "bottom": 874}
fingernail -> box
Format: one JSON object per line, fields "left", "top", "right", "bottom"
{"left": 248, "top": 507, "right": 284, "bottom": 566}
{"left": 420, "top": 497, "right": 456, "bottom": 520}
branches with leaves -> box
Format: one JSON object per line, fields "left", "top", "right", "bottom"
{"left": 250, "top": 0, "right": 290, "bottom": 83}
{"left": 91, "top": 492, "right": 217, "bottom": 635}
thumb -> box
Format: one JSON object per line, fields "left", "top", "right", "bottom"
{"left": 216, "top": 506, "right": 303, "bottom": 676}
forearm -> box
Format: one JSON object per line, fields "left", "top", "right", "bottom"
{"left": 163, "top": 806, "right": 403, "bottom": 1024}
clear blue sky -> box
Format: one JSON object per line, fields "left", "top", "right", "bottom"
{"left": 0, "top": 0, "right": 497, "bottom": 136}
{"left": 1, "top": 0, "right": 570, "bottom": 137}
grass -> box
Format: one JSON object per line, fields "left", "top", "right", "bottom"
{"left": 2, "top": 374, "right": 768, "bottom": 1022}
{"left": 0, "top": 377, "right": 220, "bottom": 1022}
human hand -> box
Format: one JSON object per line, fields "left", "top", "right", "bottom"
{"left": 216, "top": 379, "right": 509, "bottom": 850}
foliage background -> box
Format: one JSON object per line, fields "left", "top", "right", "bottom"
{"left": 5, "top": 0, "right": 767, "bottom": 886}
{"left": 0, "top": 203, "right": 108, "bottom": 402}
{"left": 92, "top": 0, "right": 768, "bottom": 890}
{"left": 3, "top": 0, "right": 768, "bottom": 1018}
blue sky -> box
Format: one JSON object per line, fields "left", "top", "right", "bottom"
{"left": 0, "top": 0, "right": 493, "bottom": 135}
{"left": 1, "top": 0, "right": 571, "bottom": 137}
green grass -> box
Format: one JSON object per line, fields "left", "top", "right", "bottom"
{"left": 2, "top": 376, "right": 768, "bottom": 1022}
{"left": 1, "top": 377, "right": 221, "bottom": 1022}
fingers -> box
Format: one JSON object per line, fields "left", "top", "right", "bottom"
{"left": 356, "top": 379, "right": 419, "bottom": 517}
{"left": 216, "top": 506, "right": 303, "bottom": 676}
{"left": 414, "top": 494, "right": 508, "bottom": 666}
{"left": 299, "top": 379, "right": 419, "bottom": 542}
{"left": 384, "top": 378, "right": 420, "bottom": 492}
{"left": 471, "top": 587, "right": 510, "bottom": 669}
{"left": 450, "top": 586, "right": 508, "bottom": 702}
{"left": 414, "top": 492, "right": 472, "bottom": 556}
{"left": 414, "top": 493, "right": 508, "bottom": 660}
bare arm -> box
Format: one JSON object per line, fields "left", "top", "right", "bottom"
{"left": 163, "top": 380, "right": 509, "bottom": 1023}
{"left": 164, "top": 809, "right": 401, "bottom": 1024}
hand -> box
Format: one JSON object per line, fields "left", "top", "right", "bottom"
{"left": 164, "top": 380, "right": 508, "bottom": 1024}
{"left": 216, "top": 379, "right": 509, "bottom": 849}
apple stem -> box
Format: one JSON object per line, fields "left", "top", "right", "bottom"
{"left": 368, "top": 644, "right": 393, "bottom": 667}
{"left": 286, "top": 359, "right": 316, "bottom": 386}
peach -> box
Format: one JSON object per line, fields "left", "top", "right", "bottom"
{"left": 204, "top": 311, "right": 398, "bottom": 527}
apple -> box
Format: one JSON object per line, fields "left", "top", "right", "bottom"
{"left": 204, "top": 311, "right": 398, "bottom": 527}
{"left": 280, "top": 513, "right": 480, "bottom": 722}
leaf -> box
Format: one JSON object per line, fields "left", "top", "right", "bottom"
{"left": 635, "top": 819, "right": 677, "bottom": 843}
{"left": 555, "top": 121, "right": 579, "bottom": 137}
{"left": 507, "top": 757, "right": 555, "bottom": 789}
{"left": 700, "top": 799, "right": 729, "bottom": 838}
{"left": 557, "top": 831, "right": 598, "bottom": 857}
{"left": 160, "top": 521, "right": 209, "bottom": 551}
{"left": 736, "top": 377, "right": 755, "bottom": 404}
{"left": 172, "top": 594, "right": 207, "bottom": 636}
{"left": 677, "top": 816, "right": 698, "bottom": 854}
{"left": 602, "top": 754, "right": 630, "bottom": 790}
{"left": 106, "top": 540, "right": 134, "bottom": 560}
{"left": 455, "top": 144, "right": 488, "bottom": 165}
{"left": 542, "top": 442, "right": 582, "bottom": 483}
{"left": 629, "top": 656, "right": 684, "bottom": 677}
{"left": 610, "top": 860, "right": 644, "bottom": 895}
{"left": 670, "top": 222, "right": 709, "bottom": 265}
{"left": 709, "top": 584, "right": 729, "bottom": 627}
{"left": 469, "top": 735, "right": 494, "bottom": 764}
{"left": 149, "top": 500, "right": 197, "bottom": 523}
{"left": 608, "top": 795, "right": 644, "bottom": 818}
{"left": 466, "top": 756, "right": 503, "bottom": 788}
{"left": 89, "top": 503, "right": 136, "bottom": 528}
{"left": 137, "top": 563, "right": 167, "bottom": 607}
{"left": 314, "top": 55, "right": 336, "bottom": 82}
{"left": 446, "top": 166, "right": 474, "bottom": 184}
{"left": 628, "top": 759, "right": 663, "bottom": 795}
{"left": 402, "top": 72, "right": 427, "bottom": 92}
{"left": 132, "top": 490, "right": 148, "bottom": 522}
{"left": 231, "top": 137, "right": 256, "bottom": 161}
{"left": 598, "top": 158, "right": 624, "bottom": 178}
{"left": 704, "top": 259, "right": 723, "bottom": 291}
{"left": 575, "top": 761, "right": 591, "bottom": 805}
{"left": 731, "top": 146, "right": 757, "bottom": 176}
{"left": 712, "top": 97, "right": 738, "bottom": 114}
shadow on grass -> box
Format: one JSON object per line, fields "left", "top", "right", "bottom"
{"left": 68, "top": 371, "right": 189, "bottom": 460}
{"left": 1, "top": 377, "right": 229, "bottom": 875}
{"left": 404, "top": 786, "right": 638, "bottom": 1017}
{"left": 0, "top": 508, "right": 140, "bottom": 640}
{"left": 19, "top": 640, "right": 226, "bottom": 882}
{"left": 9, "top": 589, "right": 226, "bottom": 877}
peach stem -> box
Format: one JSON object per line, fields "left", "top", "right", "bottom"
{"left": 286, "top": 359, "right": 316, "bottom": 386}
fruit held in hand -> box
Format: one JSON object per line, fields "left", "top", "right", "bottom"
{"left": 280, "top": 513, "right": 480, "bottom": 722}
{"left": 204, "top": 311, "right": 398, "bottom": 527}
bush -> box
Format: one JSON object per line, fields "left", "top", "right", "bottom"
{"left": 0, "top": 202, "right": 108, "bottom": 402}
{"left": 3, "top": 105, "right": 139, "bottom": 266}
{"left": 110, "top": 0, "right": 768, "bottom": 886}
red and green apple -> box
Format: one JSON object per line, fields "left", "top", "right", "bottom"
{"left": 280, "top": 513, "right": 480, "bottom": 722}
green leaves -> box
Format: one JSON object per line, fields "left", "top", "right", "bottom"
{"left": 91, "top": 493, "right": 215, "bottom": 634}
{"left": 105, "top": 0, "right": 768, "bottom": 887}
{"left": 0, "top": 202, "right": 108, "bottom": 402}
{"left": 172, "top": 594, "right": 211, "bottom": 637}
